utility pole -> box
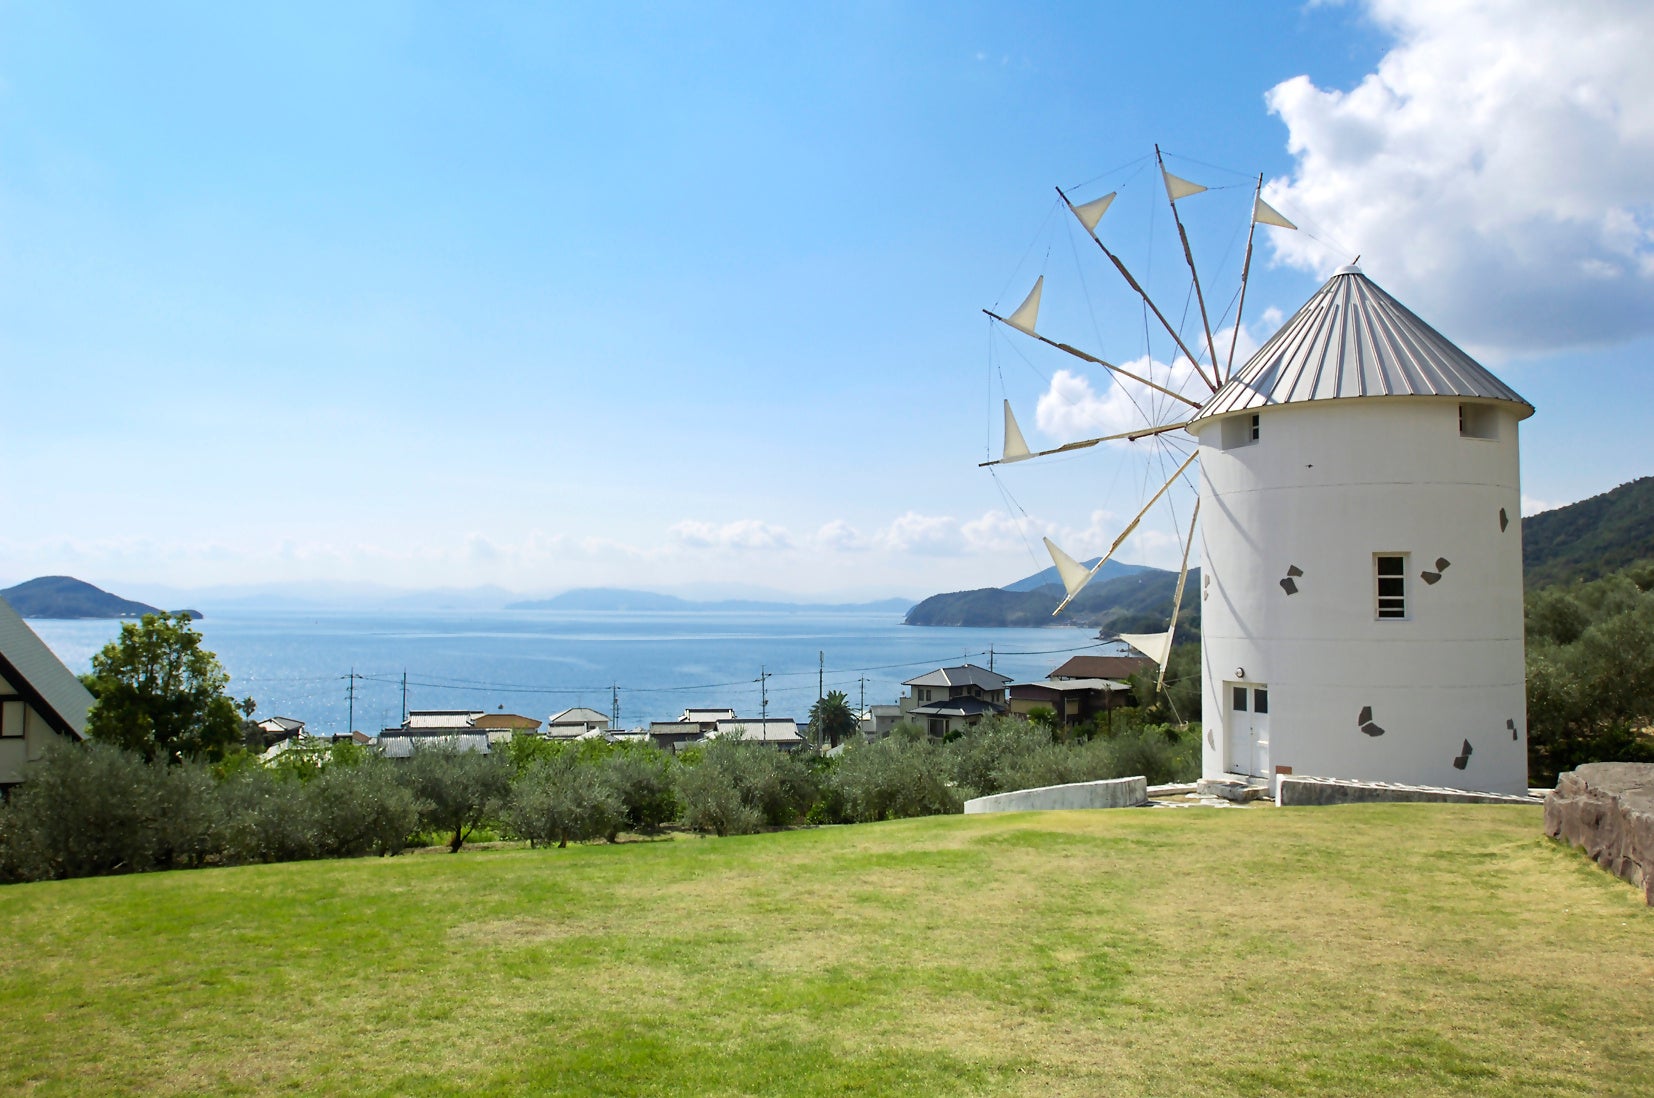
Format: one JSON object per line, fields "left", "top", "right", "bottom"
{"left": 343, "top": 668, "right": 364, "bottom": 736}
{"left": 759, "top": 665, "right": 770, "bottom": 725}
{"left": 989, "top": 645, "right": 995, "bottom": 673}
{"left": 611, "top": 683, "right": 620, "bottom": 731}
{"left": 818, "top": 651, "right": 824, "bottom": 702}
{"left": 400, "top": 670, "right": 408, "bottom": 726}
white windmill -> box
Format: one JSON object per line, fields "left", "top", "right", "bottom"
{"left": 984, "top": 150, "right": 1531, "bottom": 794}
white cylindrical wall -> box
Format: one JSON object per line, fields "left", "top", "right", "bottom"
{"left": 1194, "top": 397, "right": 1528, "bottom": 794}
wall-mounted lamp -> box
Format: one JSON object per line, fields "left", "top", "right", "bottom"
{"left": 1234, "top": 667, "right": 1246, "bottom": 679}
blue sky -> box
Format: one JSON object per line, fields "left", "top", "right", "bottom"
{"left": 4, "top": 1, "right": 1650, "bottom": 601}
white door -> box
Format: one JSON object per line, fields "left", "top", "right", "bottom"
{"left": 1227, "top": 684, "right": 1270, "bottom": 778}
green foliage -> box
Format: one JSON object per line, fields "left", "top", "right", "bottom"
{"left": 398, "top": 743, "right": 513, "bottom": 853}
{"left": 1524, "top": 562, "right": 1654, "bottom": 785}
{"left": 677, "top": 737, "right": 815, "bottom": 835}
{"left": 1024, "top": 705, "right": 1058, "bottom": 732}
{"left": 807, "top": 689, "right": 859, "bottom": 749}
{"left": 83, "top": 612, "right": 245, "bottom": 764}
{"left": 1523, "top": 475, "right": 1654, "bottom": 588}
{"left": 0, "top": 741, "right": 218, "bottom": 881}
{"left": 507, "top": 753, "right": 625, "bottom": 847}
{"left": 599, "top": 745, "right": 680, "bottom": 834}
{"left": 1125, "top": 642, "right": 1201, "bottom": 724}
{"left": 827, "top": 733, "right": 960, "bottom": 822}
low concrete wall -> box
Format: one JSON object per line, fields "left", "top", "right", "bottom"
{"left": 1277, "top": 775, "right": 1541, "bottom": 807}
{"left": 963, "top": 776, "right": 1147, "bottom": 814}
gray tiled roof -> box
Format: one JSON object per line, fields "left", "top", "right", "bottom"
{"left": 1191, "top": 267, "right": 1533, "bottom": 424}
{"left": 0, "top": 597, "right": 92, "bottom": 739}
{"left": 903, "top": 664, "right": 1012, "bottom": 690}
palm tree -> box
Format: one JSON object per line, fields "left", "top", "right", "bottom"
{"left": 807, "top": 690, "right": 858, "bottom": 749}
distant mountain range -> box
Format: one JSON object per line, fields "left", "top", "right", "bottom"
{"left": 1, "top": 576, "right": 201, "bottom": 620}
{"left": 508, "top": 588, "right": 914, "bottom": 614}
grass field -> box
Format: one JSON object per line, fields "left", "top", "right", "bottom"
{"left": 1, "top": 803, "right": 1650, "bottom": 1096}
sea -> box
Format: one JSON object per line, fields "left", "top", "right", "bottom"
{"left": 28, "top": 609, "right": 1120, "bottom": 736}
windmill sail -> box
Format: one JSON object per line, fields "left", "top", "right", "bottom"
{"left": 1162, "top": 170, "right": 1206, "bottom": 202}
{"left": 1253, "top": 195, "right": 1297, "bottom": 229}
{"left": 1118, "top": 630, "right": 1173, "bottom": 669}
{"left": 1004, "top": 276, "right": 1043, "bottom": 335}
{"left": 1042, "top": 537, "right": 1095, "bottom": 600}
{"left": 1001, "top": 401, "right": 1031, "bottom": 463}
{"left": 1069, "top": 191, "right": 1116, "bottom": 233}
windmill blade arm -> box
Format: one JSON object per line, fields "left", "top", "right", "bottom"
{"left": 1052, "top": 451, "right": 1198, "bottom": 616}
{"left": 978, "top": 420, "right": 1192, "bottom": 468}
{"left": 1156, "top": 498, "right": 1201, "bottom": 692}
{"left": 984, "top": 308, "right": 1205, "bottom": 410}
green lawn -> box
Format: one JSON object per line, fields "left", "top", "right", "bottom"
{"left": 1, "top": 804, "right": 1650, "bottom": 1096}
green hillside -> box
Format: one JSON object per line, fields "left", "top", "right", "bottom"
{"left": 0, "top": 806, "right": 1647, "bottom": 1095}
{"left": 1523, "top": 476, "right": 1654, "bottom": 588}
{"left": 905, "top": 568, "right": 1200, "bottom": 634}
{"left": 0, "top": 575, "right": 164, "bottom": 619}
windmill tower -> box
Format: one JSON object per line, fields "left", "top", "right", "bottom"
{"left": 1187, "top": 266, "right": 1532, "bottom": 793}
{"left": 982, "top": 156, "right": 1532, "bottom": 795}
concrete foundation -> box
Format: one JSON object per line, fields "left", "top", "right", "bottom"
{"left": 963, "top": 776, "right": 1148, "bottom": 814}
{"left": 1277, "top": 774, "right": 1540, "bottom": 806}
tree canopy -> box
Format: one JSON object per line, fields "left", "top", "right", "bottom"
{"left": 83, "top": 612, "right": 246, "bottom": 764}
{"left": 808, "top": 690, "right": 858, "bottom": 749}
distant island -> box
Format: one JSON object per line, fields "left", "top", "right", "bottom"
{"left": 508, "top": 587, "right": 914, "bottom": 614}
{"left": 0, "top": 576, "right": 202, "bottom": 620}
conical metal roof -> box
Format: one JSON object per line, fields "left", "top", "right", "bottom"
{"left": 1191, "top": 266, "right": 1533, "bottom": 424}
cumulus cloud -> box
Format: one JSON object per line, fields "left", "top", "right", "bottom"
{"left": 668, "top": 519, "right": 794, "bottom": 551}
{"left": 1264, "top": 0, "right": 1654, "bottom": 355}
{"left": 814, "top": 519, "right": 869, "bottom": 551}
{"left": 1033, "top": 320, "right": 1262, "bottom": 442}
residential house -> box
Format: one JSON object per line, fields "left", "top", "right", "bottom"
{"left": 647, "top": 707, "right": 737, "bottom": 754}
{"left": 861, "top": 703, "right": 904, "bottom": 739}
{"left": 255, "top": 715, "right": 306, "bottom": 749}
{"left": 544, "top": 707, "right": 608, "bottom": 740}
{"left": 710, "top": 718, "right": 806, "bottom": 751}
{"left": 0, "top": 597, "right": 93, "bottom": 787}
{"left": 900, "top": 664, "right": 1011, "bottom": 737}
{"left": 1008, "top": 654, "right": 1151, "bottom": 730}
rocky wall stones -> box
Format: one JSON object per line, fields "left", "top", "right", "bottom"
{"left": 1545, "top": 762, "right": 1654, "bottom": 906}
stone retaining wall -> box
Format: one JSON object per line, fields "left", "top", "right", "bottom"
{"left": 963, "top": 776, "right": 1148, "bottom": 814}
{"left": 1544, "top": 762, "right": 1654, "bottom": 906}
{"left": 1277, "top": 775, "right": 1541, "bottom": 807}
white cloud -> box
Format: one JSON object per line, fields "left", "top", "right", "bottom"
{"left": 878, "top": 512, "right": 963, "bottom": 556}
{"left": 1265, "top": 0, "right": 1654, "bottom": 355}
{"left": 1032, "top": 319, "right": 1263, "bottom": 442}
{"left": 667, "top": 519, "right": 794, "bottom": 552}
{"left": 814, "top": 519, "right": 869, "bottom": 551}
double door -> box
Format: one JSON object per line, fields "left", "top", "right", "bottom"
{"left": 1227, "top": 683, "right": 1270, "bottom": 778}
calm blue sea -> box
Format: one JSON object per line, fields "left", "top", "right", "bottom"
{"left": 29, "top": 609, "right": 1116, "bottom": 736}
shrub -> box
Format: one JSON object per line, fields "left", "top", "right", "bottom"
{"left": 0, "top": 742, "right": 218, "bottom": 882}
{"left": 599, "top": 746, "right": 679, "bottom": 834}
{"left": 507, "top": 754, "right": 624, "bottom": 848}
{"left": 398, "top": 743, "right": 513, "bottom": 853}
{"left": 828, "top": 734, "right": 960, "bottom": 822}
{"left": 674, "top": 737, "right": 812, "bottom": 835}
{"left": 305, "top": 758, "right": 419, "bottom": 857}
